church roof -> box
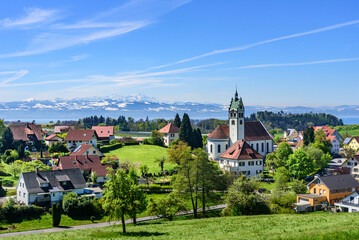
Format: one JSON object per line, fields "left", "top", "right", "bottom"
{"left": 159, "top": 123, "right": 179, "bottom": 134}
{"left": 229, "top": 97, "right": 243, "bottom": 112}
{"left": 208, "top": 125, "right": 229, "bottom": 139}
{"left": 219, "top": 140, "right": 263, "bottom": 160}
{"left": 207, "top": 121, "right": 272, "bottom": 141}
{"left": 244, "top": 121, "right": 273, "bottom": 141}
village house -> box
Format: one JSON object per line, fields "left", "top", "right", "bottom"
{"left": 296, "top": 174, "right": 359, "bottom": 207}
{"left": 283, "top": 129, "right": 300, "bottom": 142}
{"left": 45, "top": 134, "right": 63, "bottom": 146}
{"left": 343, "top": 137, "right": 352, "bottom": 148}
{"left": 70, "top": 144, "right": 104, "bottom": 157}
{"left": 159, "top": 123, "right": 179, "bottom": 146}
{"left": 341, "top": 154, "right": 359, "bottom": 180}
{"left": 9, "top": 123, "right": 43, "bottom": 145}
{"left": 218, "top": 139, "right": 263, "bottom": 177}
{"left": 312, "top": 126, "right": 342, "bottom": 154}
{"left": 54, "top": 125, "right": 75, "bottom": 134}
{"left": 64, "top": 129, "right": 98, "bottom": 152}
{"left": 207, "top": 90, "right": 273, "bottom": 160}
{"left": 16, "top": 168, "right": 87, "bottom": 206}
{"left": 347, "top": 137, "right": 359, "bottom": 152}
{"left": 57, "top": 155, "right": 111, "bottom": 183}
{"left": 334, "top": 191, "right": 359, "bottom": 213}
{"left": 91, "top": 126, "right": 115, "bottom": 141}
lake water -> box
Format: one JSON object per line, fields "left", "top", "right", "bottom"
{"left": 341, "top": 118, "right": 359, "bottom": 125}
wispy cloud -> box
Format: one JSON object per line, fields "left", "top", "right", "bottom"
{"left": 234, "top": 58, "right": 359, "bottom": 69}
{"left": 0, "top": 70, "right": 28, "bottom": 86}
{"left": 0, "top": 8, "right": 58, "bottom": 28}
{"left": 154, "top": 19, "right": 359, "bottom": 69}
{"left": 0, "top": 0, "right": 191, "bottom": 58}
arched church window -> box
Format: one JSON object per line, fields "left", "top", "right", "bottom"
{"left": 231, "top": 120, "right": 235, "bottom": 125}
{"left": 218, "top": 144, "right": 221, "bottom": 153}
{"left": 256, "top": 143, "right": 259, "bottom": 151}
{"left": 240, "top": 120, "right": 242, "bottom": 125}
{"left": 230, "top": 113, "right": 233, "bottom": 117}
{"left": 234, "top": 113, "right": 236, "bottom": 117}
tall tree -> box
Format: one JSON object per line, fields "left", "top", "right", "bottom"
{"left": 193, "top": 128, "right": 203, "bottom": 149}
{"left": 179, "top": 113, "right": 194, "bottom": 147}
{"left": 286, "top": 149, "right": 314, "bottom": 179}
{"left": 174, "top": 113, "right": 181, "bottom": 128}
{"left": 0, "top": 119, "right": 5, "bottom": 136}
{"left": 312, "top": 129, "right": 332, "bottom": 154}
{"left": 1, "top": 128, "right": 14, "bottom": 152}
{"left": 102, "top": 169, "right": 131, "bottom": 233}
{"left": 127, "top": 168, "right": 148, "bottom": 224}
{"left": 303, "top": 127, "right": 315, "bottom": 146}
{"left": 150, "top": 130, "right": 164, "bottom": 146}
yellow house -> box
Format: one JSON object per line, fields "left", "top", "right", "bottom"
{"left": 348, "top": 137, "right": 359, "bottom": 152}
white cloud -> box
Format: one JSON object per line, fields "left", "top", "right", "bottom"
{"left": 0, "top": 70, "right": 28, "bottom": 86}
{"left": 0, "top": 8, "right": 58, "bottom": 28}
{"left": 105, "top": 107, "right": 119, "bottom": 111}
{"left": 234, "top": 58, "right": 359, "bottom": 69}
{"left": 117, "top": 103, "right": 127, "bottom": 108}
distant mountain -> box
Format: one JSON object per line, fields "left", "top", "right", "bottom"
{"left": 0, "top": 94, "right": 358, "bottom": 123}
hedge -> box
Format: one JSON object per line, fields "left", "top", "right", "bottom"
{"left": 139, "top": 184, "right": 173, "bottom": 193}
{"left": 100, "top": 143, "right": 123, "bottom": 153}
{"left": 0, "top": 204, "right": 45, "bottom": 223}
{"left": 124, "top": 141, "right": 140, "bottom": 146}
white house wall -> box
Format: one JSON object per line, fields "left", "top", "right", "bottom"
{"left": 207, "top": 139, "right": 229, "bottom": 160}
{"left": 219, "top": 158, "right": 263, "bottom": 177}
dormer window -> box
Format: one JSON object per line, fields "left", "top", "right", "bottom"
{"left": 40, "top": 183, "right": 49, "bottom": 188}
{"left": 84, "top": 134, "right": 86, "bottom": 136}
{"left": 73, "top": 161, "right": 76, "bottom": 164}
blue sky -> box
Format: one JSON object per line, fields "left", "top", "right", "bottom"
{"left": 0, "top": 0, "right": 358, "bottom": 106}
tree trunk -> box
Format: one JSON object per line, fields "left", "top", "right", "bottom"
{"left": 202, "top": 187, "right": 206, "bottom": 217}
{"left": 133, "top": 213, "right": 137, "bottom": 225}
{"left": 121, "top": 212, "right": 126, "bottom": 233}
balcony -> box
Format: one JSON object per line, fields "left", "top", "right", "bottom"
{"left": 36, "top": 196, "right": 51, "bottom": 202}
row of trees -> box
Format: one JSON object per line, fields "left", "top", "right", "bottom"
{"left": 247, "top": 111, "right": 343, "bottom": 131}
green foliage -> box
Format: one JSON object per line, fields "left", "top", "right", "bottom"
{"left": 195, "top": 118, "right": 226, "bottom": 134}
{"left": 179, "top": 113, "right": 194, "bottom": 148}
{"left": 193, "top": 128, "right": 203, "bottom": 149}
{"left": 223, "top": 177, "right": 270, "bottom": 216}
{"left": 273, "top": 135, "right": 281, "bottom": 144}
{"left": 62, "top": 193, "right": 101, "bottom": 220}
{"left": 147, "top": 193, "right": 187, "bottom": 221}
{"left": 139, "top": 164, "right": 149, "bottom": 177}
{"left": 270, "top": 190, "right": 297, "bottom": 209}
{"left": 1, "top": 128, "right": 14, "bottom": 153}
{"left": 334, "top": 124, "right": 359, "bottom": 138}
{"left": 287, "top": 149, "right": 313, "bottom": 179}
{"left": 273, "top": 167, "right": 290, "bottom": 190}
{"left": 100, "top": 143, "right": 122, "bottom": 153}
{"left": 150, "top": 130, "right": 164, "bottom": 146}
{"left": 20, "top": 159, "right": 52, "bottom": 172}
{"left": 265, "top": 142, "right": 293, "bottom": 170}
{"left": 155, "top": 157, "right": 166, "bottom": 172}
{"left": 248, "top": 111, "right": 343, "bottom": 130}
{"left": 0, "top": 119, "right": 5, "bottom": 136}
{"left": 127, "top": 170, "right": 148, "bottom": 224}
{"left": 48, "top": 142, "right": 69, "bottom": 153}
{"left": 312, "top": 129, "right": 332, "bottom": 154}
{"left": 101, "top": 155, "right": 118, "bottom": 168}
{"left": 109, "top": 139, "right": 117, "bottom": 145}
{"left": 303, "top": 127, "right": 315, "bottom": 146}
{"left": 1, "top": 149, "right": 19, "bottom": 164}
{"left": 52, "top": 203, "right": 61, "bottom": 227}
{"left": 0, "top": 200, "right": 45, "bottom": 223}
{"left": 290, "top": 179, "right": 307, "bottom": 194}
{"left": 174, "top": 113, "right": 181, "bottom": 128}
{"left": 5, "top": 161, "right": 22, "bottom": 178}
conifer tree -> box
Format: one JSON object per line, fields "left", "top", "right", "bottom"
{"left": 174, "top": 113, "right": 181, "bottom": 128}
{"left": 179, "top": 113, "right": 194, "bottom": 148}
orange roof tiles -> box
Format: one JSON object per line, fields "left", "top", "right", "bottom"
{"left": 219, "top": 140, "right": 264, "bottom": 160}
{"left": 159, "top": 123, "right": 179, "bottom": 134}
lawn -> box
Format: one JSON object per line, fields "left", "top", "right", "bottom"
{"left": 333, "top": 124, "right": 359, "bottom": 138}
{"left": 7, "top": 212, "right": 359, "bottom": 240}
{"left": 107, "top": 145, "right": 176, "bottom": 174}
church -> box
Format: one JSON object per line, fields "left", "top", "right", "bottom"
{"left": 206, "top": 90, "right": 273, "bottom": 177}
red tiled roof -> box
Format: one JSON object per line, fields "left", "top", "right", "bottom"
{"left": 208, "top": 125, "right": 229, "bottom": 139}
{"left": 65, "top": 129, "right": 97, "bottom": 141}
{"left": 219, "top": 140, "right": 263, "bottom": 160}
{"left": 244, "top": 121, "right": 273, "bottom": 141}
{"left": 45, "top": 134, "right": 63, "bottom": 141}
{"left": 159, "top": 123, "right": 179, "bottom": 134}
{"left": 296, "top": 139, "right": 303, "bottom": 148}
{"left": 70, "top": 144, "right": 102, "bottom": 156}
{"left": 9, "top": 124, "right": 43, "bottom": 142}
{"left": 92, "top": 126, "right": 114, "bottom": 138}
{"left": 207, "top": 121, "right": 272, "bottom": 141}
{"left": 58, "top": 155, "right": 111, "bottom": 177}
{"left": 54, "top": 126, "right": 74, "bottom": 133}
{"left": 136, "top": 138, "right": 145, "bottom": 141}
{"left": 352, "top": 137, "right": 359, "bottom": 143}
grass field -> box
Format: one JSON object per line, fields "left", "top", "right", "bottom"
{"left": 7, "top": 212, "right": 359, "bottom": 240}
{"left": 333, "top": 124, "right": 359, "bottom": 138}
{"left": 107, "top": 145, "right": 176, "bottom": 174}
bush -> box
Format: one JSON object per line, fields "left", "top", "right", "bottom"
{"left": 100, "top": 143, "right": 123, "bottom": 153}
{"left": 62, "top": 193, "right": 102, "bottom": 219}
{"left": 139, "top": 184, "right": 173, "bottom": 193}
{"left": 2, "top": 179, "right": 14, "bottom": 187}
{"left": 0, "top": 202, "right": 45, "bottom": 223}
{"left": 124, "top": 141, "right": 139, "bottom": 146}
{"left": 51, "top": 203, "right": 61, "bottom": 227}
{"left": 109, "top": 139, "right": 117, "bottom": 145}
{"left": 143, "top": 139, "right": 151, "bottom": 145}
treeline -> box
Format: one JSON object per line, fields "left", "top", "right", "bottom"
{"left": 247, "top": 111, "right": 343, "bottom": 131}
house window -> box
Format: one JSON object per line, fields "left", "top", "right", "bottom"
{"left": 52, "top": 193, "right": 55, "bottom": 197}
{"left": 23, "top": 193, "right": 26, "bottom": 198}
{"left": 230, "top": 113, "right": 233, "bottom": 117}
{"left": 210, "top": 145, "right": 213, "bottom": 153}
{"left": 247, "top": 171, "right": 250, "bottom": 175}
{"left": 314, "top": 188, "right": 316, "bottom": 194}
{"left": 93, "top": 151, "right": 96, "bottom": 154}
{"left": 319, "top": 189, "right": 322, "bottom": 194}
{"left": 19, "top": 191, "right": 21, "bottom": 196}
{"left": 256, "top": 143, "right": 259, "bottom": 151}
{"left": 324, "top": 190, "right": 326, "bottom": 194}
{"left": 234, "top": 113, "right": 236, "bottom": 117}
{"left": 218, "top": 145, "right": 221, "bottom": 153}
{"left": 261, "top": 143, "right": 264, "bottom": 152}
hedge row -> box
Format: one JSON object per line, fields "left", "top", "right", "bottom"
{"left": 139, "top": 184, "right": 173, "bottom": 193}
{"left": 124, "top": 141, "right": 139, "bottom": 146}
{"left": 100, "top": 143, "right": 123, "bottom": 153}
{"left": 0, "top": 204, "right": 45, "bottom": 223}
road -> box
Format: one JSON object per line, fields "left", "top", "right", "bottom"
{"left": 0, "top": 204, "right": 226, "bottom": 238}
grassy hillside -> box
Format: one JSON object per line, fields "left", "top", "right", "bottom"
{"left": 107, "top": 145, "right": 176, "bottom": 174}
{"left": 334, "top": 124, "right": 359, "bottom": 138}
{"left": 7, "top": 212, "right": 359, "bottom": 240}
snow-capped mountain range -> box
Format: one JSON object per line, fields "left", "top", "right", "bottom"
{"left": 0, "top": 94, "right": 358, "bottom": 123}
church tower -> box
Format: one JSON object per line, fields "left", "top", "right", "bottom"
{"left": 228, "top": 89, "right": 245, "bottom": 145}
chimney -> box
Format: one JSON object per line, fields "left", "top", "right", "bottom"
{"left": 35, "top": 166, "right": 39, "bottom": 174}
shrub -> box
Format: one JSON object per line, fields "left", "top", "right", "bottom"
{"left": 2, "top": 179, "right": 14, "bottom": 187}
{"left": 100, "top": 143, "right": 123, "bottom": 153}
{"left": 62, "top": 193, "right": 102, "bottom": 219}
{"left": 109, "top": 139, "right": 117, "bottom": 145}
{"left": 143, "top": 139, "right": 151, "bottom": 145}
{"left": 124, "top": 141, "right": 139, "bottom": 146}
{"left": 0, "top": 202, "right": 45, "bottom": 223}
{"left": 51, "top": 203, "right": 61, "bottom": 227}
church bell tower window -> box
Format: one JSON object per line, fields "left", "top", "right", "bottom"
{"left": 231, "top": 120, "right": 235, "bottom": 125}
